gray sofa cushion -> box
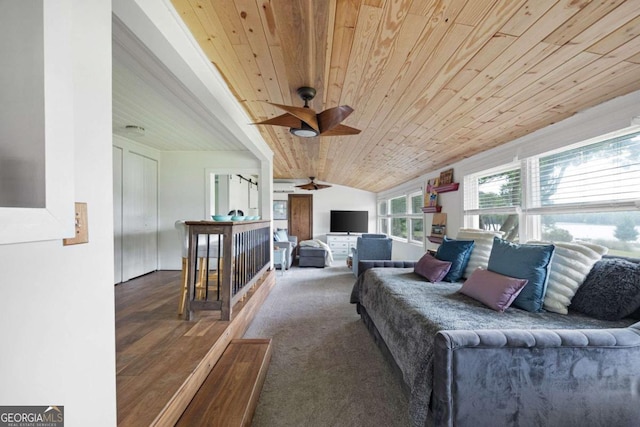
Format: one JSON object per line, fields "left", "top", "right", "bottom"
{"left": 358, "top": 260, "right": 417, "bottom": 276}
{"left": 298, "top": 247, "right": 326, "bottom": 268}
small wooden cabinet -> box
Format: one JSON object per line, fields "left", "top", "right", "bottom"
{"left": 327, "top": 234, "right": 358, "bottom": 259}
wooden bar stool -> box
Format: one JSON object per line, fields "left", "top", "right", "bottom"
{"left": 175, "top": 220, "right": 221, "bottom": 315}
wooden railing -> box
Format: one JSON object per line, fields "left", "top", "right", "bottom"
{"left": 184, "top": 220, "right": 271, "bottom": 321}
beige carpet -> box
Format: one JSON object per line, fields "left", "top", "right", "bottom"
{"left": 244, "top": 264, "right": 410, "bottom": 426}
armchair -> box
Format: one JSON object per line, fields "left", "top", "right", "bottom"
{"left": 273, "top": 229, "right": 298, "bottom": 270}
{"left": 351, "top": 234, "right": 392, "bottom": 276}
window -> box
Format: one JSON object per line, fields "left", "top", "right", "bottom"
{"left": 390, "top": 196, "right": 407, "bottom": 239}
{"left": 464, "top": 130, "right": 640, "bottom": 257}
{"left": 378, "top": 190, "right": 424, "bottom": 244}
{"left": 409, "top": 192, "right": 424, "bottom": 243}
{"left": 378, "top": 200, "right": 387, "bottom": 216}
{"left": 378, "top": 200, "right": 388, "bottom": 235}
{"left": 390, "top": 196, "right": 406, "bottom": 214}
{"left": 391, "top": 217, "right": 407, "bottom": 239}
{"left": 530, "top": 132, "right": 640, "bottom": 209}
{"left": 379, "top": 217, "right": 388, "bottom": 235}
{"left": 464, "top": 164, "right": 522, "bottom": 241}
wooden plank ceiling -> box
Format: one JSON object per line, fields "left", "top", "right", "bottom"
{"left": 171, "top": 0, "right": 640, "bottom": 193}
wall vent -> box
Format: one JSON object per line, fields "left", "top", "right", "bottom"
{"left": 273, "top": 182, "right": 295, "bottom": 193}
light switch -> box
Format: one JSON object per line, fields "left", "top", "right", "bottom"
{"left": 63, "top": 202, "right": 89, "bottom": 245}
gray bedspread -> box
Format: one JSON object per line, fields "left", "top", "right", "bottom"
{"left": 350, "top": 268, "right": 636, "bottom": 427}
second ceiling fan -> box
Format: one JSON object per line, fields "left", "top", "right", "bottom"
{"left": 295, "top": 177, "right": 331, "bottom": 191}
{"left": 254, "top": 87, "right": 361, "bottom": 137}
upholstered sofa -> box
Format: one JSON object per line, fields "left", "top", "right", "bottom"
{"left": 273, "top": 229, "right": 297, "bottom": 270}
{"left": 298, "top": 246, "right": 327, "bottom": 268}
{"left": 350, "top": 234, "right": 640, "bottom": 427}
{"left": 351, "top": 233, "right": 392, "bottom": 277}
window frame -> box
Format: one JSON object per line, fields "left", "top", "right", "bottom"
{"left": 463, "top": 128, "right": 640, "bottom": 247}
{"left": 378, "top": 188, "right": 424, "bottom": 245}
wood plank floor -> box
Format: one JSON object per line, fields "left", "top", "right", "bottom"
{"left": 115, "top": 269, "right": 274, "bottom": 427}
{"left": 176, "top": 339, "right": 272, "bottom": 427}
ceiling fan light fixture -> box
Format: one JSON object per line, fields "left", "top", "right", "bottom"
{"left": 253, "top": 86, "right": 360, "bottom": 137}
{"left": 289, "top": 121, "right": 318, "bottom": 138}
{"left": 125, "top": 125, "right": 145, "bottom": 136}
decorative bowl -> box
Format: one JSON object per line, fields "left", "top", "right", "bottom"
{"left": 212, "top": 215, "right": 232, "bottom": 221}
{"left": 247, "top": 215, "right": 258, "bottom": 220}
{"left": 231, "top": 215, "right": 246, "bottom": 221}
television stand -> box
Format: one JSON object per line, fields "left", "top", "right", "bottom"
{"left": 326, "top": 233, "right": 358, "bottom": 259}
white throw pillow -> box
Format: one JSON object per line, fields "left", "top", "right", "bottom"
{"left": 456, "top": 228, "right": 505, "bottom": 279}
{"left": 528, "top": 240, "right": 608, "bottom": 314}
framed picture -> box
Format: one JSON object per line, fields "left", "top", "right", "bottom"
{"left": 273, "top": 200, "right": 287, "bottom": 220}
{"left": 427, "top": 177, "right": 440, "bottom": 192}
{"left": 439, "top": 169, "right": 454, "bottom": 186}
{"left": 427, "top": 192, "right": 438, "bottom": 207}
{"left": 431, "top": 213, "right": 447, "bottom": 239}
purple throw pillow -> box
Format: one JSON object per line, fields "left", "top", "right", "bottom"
{"left": 414, "top": 253, "right": 452, "bottom": 282}
{"left": 459, "top": 268, "right": 528, "bottom": 312}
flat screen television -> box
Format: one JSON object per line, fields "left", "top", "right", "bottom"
{"left": 330, "top": 210, "right": 368, "bottom": 234}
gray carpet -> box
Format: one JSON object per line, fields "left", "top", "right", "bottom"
{"left": 244, "top": 264, "right": 410, "bottom": 427}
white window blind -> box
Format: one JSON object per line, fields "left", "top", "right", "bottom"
{"left": 464, "top": 164, "right": 522, "bottom": 215}
{"left": 528, "top": 131, "right": 640, "bottom": 213}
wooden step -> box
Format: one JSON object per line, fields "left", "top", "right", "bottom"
{"left": 176, "top": 338, "right": 273, "bottom": 427}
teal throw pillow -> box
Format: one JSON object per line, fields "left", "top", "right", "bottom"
{"left": 487, "top": 237, "right": 555, "bottom": 313}
{"left": 435, "top": 236, "right": 475, "bottom": 282}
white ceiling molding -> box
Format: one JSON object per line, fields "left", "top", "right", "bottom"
{"left": 112, "top": 0, "right": 273, "bottom": 162}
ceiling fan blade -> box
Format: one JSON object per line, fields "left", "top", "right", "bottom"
{"left": 269, "top": 103, "right": 319, "bottom": 132}
{"left": 253, "top": 113, "right": 300, "bottom": 128}
{"left": 319, "top": 124, "right": 361, "bottom": 136}
{"left": 317, "top": 105, "right": 354, "bottom": 133}
{"left": 295, "top": 183, "right": 315, "bottom": 190}
{"left": 296, "top": 176, "right": 332, "bottom": 190}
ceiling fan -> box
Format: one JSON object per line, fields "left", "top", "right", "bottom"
{"left": 296, "top": 177, "right": 332, "bottom": 191}
{"left": 253, "top": 87, "right": 361, "bottom": 137}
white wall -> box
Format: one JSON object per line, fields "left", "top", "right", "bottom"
{"left": 381, "top": 90, "right": 640, "bottom": 261}
{"left": 0, "top": 1, "right": 116, "bottom": 425}
{"left": 158, "top": 151, "right": 264, "bottom": 270}
{"left": 273, "top": 182, "right": 377, "bottom": 241}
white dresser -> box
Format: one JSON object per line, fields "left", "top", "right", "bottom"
{"left": 326, "top": 234, "right": 359, "bottom": 259}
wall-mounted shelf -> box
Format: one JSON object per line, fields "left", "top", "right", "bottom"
{"left": 427, "top": 182, "right": 459, "bottom": 193}
{"left": 421, "top": 206, "right": 442, "bottom": 213}
{"left": 428, "top": 236, "right": 443, "bottom": 244}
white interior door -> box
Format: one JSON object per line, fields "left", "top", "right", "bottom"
{"left": 123, "top": 152, "right": 158, "bottom": 281}
{"left": 142, "top": 155, "right": 158, "bottom": 274}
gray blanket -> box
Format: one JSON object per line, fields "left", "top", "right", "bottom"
{"left": 350, "top": 268, "right": 635, "bottom": 427}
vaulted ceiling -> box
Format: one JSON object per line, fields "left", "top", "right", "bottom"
{"left": 170, "top": 0, "right": 640, "bottom": 193}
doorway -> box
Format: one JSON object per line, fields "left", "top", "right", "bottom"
{"left": 288, "top": 194, "right": 313, "bottom": 259}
